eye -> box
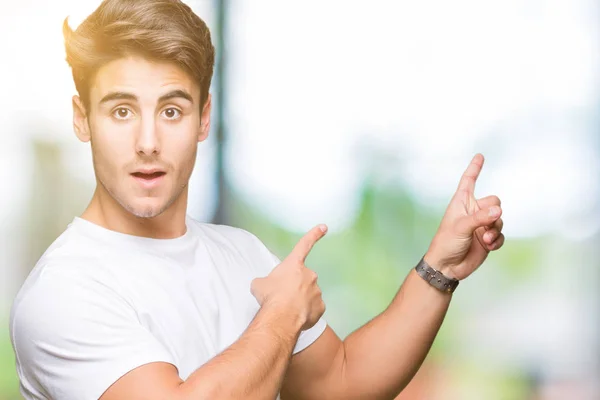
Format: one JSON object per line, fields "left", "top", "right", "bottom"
{"left": 161, "top": 108, "right": 182, "bottom": 120}
{"left": 112, "top": 107, "right": 133, "bottom": 120}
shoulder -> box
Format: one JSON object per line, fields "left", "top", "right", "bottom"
{"left": 9, "top": 260, "right": 172, "bottom": 400}
{"left": 14, "top": 220, "right": 116, "bottom": 305}
{"left": 11, "top": 259, "right": 130, "bottom": 342}
{"left": 12, "top": 240, "right": 123, "bottom": 320}
{"left": 14, "top": 217, "right": 132, "bottom": 304}
{"left": 10, "top": 242, "right": 133, "bottom": 354}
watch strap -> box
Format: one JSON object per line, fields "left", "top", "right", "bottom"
{"left": 414, "top": 257, "right": 459, "bottom": 294}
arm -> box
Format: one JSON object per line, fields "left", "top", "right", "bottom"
{"left": 102, "top": 304, "right": 301, "bottom": 400}
{"left": 281, "top": 268, "right": 451, "bottom": 400}
{"left": 102, "top": 225, "right": 329, "bottom": 400}
{"left": 281, "top": 154, "right": 506, "bottom": 400}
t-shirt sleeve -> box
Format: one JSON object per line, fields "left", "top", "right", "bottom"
{"left": 11, "top": 268, "right": 176, "bottom": 400}
{"left": 244, "top": 231, "right": 328, "bottom": 355}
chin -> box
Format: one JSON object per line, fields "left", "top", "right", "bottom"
{"left": 129, "top": 208, "right": 164, "bottom": 219}
{"left": 123, "top": 198, "right": 169, "bottom": 219}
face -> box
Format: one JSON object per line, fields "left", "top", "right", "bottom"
{"left": 72, "top": 56, "right": 211, "bottom": 218}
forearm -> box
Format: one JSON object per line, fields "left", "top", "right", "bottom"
{"left": 340, "top": 267, "right": 451, "bottom": 399}
{"left": 178, "top": 305, "right": 302, "bottom": 400}
{"left": 281, "top": 158, "right": 503, "bottom": 400}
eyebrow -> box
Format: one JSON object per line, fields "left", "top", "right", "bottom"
{"left": 99, "top": 89, "right": 194, "bottom": 105}
{"left": 158, "top": 89, "right": 194, "bottom": 104}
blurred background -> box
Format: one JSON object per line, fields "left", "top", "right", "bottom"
{"left": 1, "top": 0, "right": 599, "bottom": 399}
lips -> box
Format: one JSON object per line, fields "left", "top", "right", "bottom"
{"left": 131, "top": 171, "right": 166, "bottom": 180}
{"left": 131, "top": 169, "right": 166, "bottom": 188}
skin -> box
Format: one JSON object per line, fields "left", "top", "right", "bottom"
{"left": 73, "top": 55, "right": 211, "bottom": 239}
{"left": 73, "top": 55, "right": 505, "bottom": 400}
{"left": 280, "top": 154, "right": 505, "bottom": 400}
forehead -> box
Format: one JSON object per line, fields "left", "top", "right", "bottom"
{"left": 90, "top": 55, "right": 200, "bottom": 102}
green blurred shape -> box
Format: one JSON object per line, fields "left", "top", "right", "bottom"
{"left": 0, "top": 319, "right": 20, "bottom": 400}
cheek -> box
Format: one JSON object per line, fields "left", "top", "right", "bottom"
{"left": 164, "top": 122, "right": 200, "bottom": 175}
{"left": 174, "top": 142, "right": 198, "bottom": 178}
{"left": 90, "top": 121, "right": 133, "bottom": 174}
{"left": 165, "top": 147, "right": 197, "bottom": 190}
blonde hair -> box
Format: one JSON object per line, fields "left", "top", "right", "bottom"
{"left": 63, "top": 0, "right": 215, "bottom": 110}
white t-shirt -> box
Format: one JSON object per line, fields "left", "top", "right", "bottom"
{"left": 10, "top": 216, "right": 327, "bottom": 400}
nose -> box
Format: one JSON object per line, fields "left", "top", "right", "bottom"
{"left": 135, "top": 115, "right": 160, "bottom": 156}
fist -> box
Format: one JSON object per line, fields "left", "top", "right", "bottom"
{"left": 251, "top": 224, "right": 328, "bottom": 331}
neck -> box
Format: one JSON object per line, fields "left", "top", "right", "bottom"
{"left": 81, "top": 184, "right": 189, "bottom": 239}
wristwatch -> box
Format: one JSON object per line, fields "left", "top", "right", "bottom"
{"left": 414, "top": 257, "right": 459, "bottom": 294}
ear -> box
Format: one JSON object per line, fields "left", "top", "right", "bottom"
{"left": 198, "top": 93, "right": 212, "bottom": 143}
{"left": 72, "top": 95, "right": 91, "bottom": 143}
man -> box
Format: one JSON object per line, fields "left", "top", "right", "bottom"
{"left": 9, "top": 0, "right": 505, "bottom": 399}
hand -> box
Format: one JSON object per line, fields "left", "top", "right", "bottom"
{"left": 425, "top": 154, "right": 505, "bottom": 281}
{"left": 251, "top": 224, "right": 328, "bottom": 331}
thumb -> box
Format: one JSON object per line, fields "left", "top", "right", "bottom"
{"left": 250, "top": 277, "right": 267, "bottom": 301}
{"left": 458, "top": 206, "right": 502, "bottom": 234}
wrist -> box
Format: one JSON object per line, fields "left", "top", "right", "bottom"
{"left": 437, "top": 266, "right": 458, "bottom": 280}
{"left": 260, "top": 300, "right": 305, "bottom": 339}
{"left": 423, "top": 252, "right": 458, "bottom": 280}
{"left": 242, "top": 304, "right": 300, "bottom": 366}
{"left": 415, "top": 256, "right": 460, "bottom": 294}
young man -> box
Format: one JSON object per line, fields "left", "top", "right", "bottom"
{"left": 9, "top": 0, "right": 505, "bottom": 399}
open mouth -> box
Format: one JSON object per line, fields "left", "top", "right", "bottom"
{"left": 131, "top": 171, "right": 166, "bottom": 180}
{"left": 131, "top": 171, "right": 166, "bottom": 188}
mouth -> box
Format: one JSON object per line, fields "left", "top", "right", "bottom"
{"left": 131, "top": 170, "right": 166, "bottom": 188}
{"left": 131, "top": 171, "right": 166, "bottom": 180}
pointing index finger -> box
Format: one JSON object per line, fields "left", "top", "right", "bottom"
{"left": 457, "top": 153, "right": 485, "bottom": 194}
{"left": 288, "top": 224, "right": 328, "bottom": 263}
